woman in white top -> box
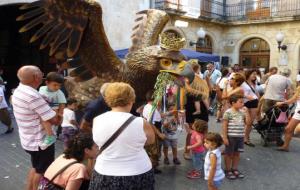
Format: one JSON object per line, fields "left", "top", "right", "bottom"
{"left": 276, "top": 86, "right": 300, "bottom": 152}
{"left": 241, "top": 70, "right": 260, "bottom": 147}
{"left": 215, "top": 68, "right": 229, "bottom": 122}
{"left": 89, "top": 82, "right": 155, "bottom": 190}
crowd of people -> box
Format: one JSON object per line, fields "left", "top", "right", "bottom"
{"left": 1, "top": 61, "right": 300, "bottom": 190}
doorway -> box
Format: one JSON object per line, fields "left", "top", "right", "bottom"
{"left": 239, "top": 38, "right": 270, "bottom": 73}
{"left": 0, "top": 4, "right": 55, "bottom": 97}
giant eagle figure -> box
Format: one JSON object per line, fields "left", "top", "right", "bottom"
{"left": 17, "top": 0, "right": 208, "bottom": 107}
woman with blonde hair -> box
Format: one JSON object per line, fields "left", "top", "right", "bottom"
{"left": 222, "top": 73, "right": 245, "bottom": 101}
{"left": 89, "top": 82, "right": 155, "bottom": 189}
{"left": 276, "top": 86, "right": 300, "bottom": 152}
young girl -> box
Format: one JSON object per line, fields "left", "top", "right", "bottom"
{"left": 61, "top": 98, "right": 79, "bottom": 148}
{"left": 204, "top": 132, "right": 225, "bottom": 190}
{"left": 162, "top": 105, "right": 181, "bottom": 165}
{"left": 186, "top": 119, "right": 208, "bottom": 179}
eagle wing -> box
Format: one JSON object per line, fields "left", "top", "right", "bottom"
{"left": 17, "top": 0, "right": 103, "bottom": 81}
{"left": 17, "top": 0, "right": 89, "bottom": 58}
{"left": 129, "top": 9, "right": 169, "bottom": 53}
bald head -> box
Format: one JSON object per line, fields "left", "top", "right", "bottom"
{"left": 17, "top": 65, "right": 43, "bottom": 88}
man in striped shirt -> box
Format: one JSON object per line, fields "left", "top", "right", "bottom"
{"left": 11, "top": 65, "right": 60, "bottom": 190}
{"left": 222, "top": 94, "right": 249, "bottom": 180}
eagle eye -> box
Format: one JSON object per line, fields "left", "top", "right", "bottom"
{"left": 160, "top": 59, "right": 172, "bottom": 68}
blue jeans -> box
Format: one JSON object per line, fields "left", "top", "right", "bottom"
{"left": 192, "top": 151, "right": 205, "bottom": 171}
{"left": 214, "top": 180, "right": 223, "bottom": 188}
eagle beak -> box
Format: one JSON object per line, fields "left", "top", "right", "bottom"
{"left": 160, "top": 61, "right": 195, "bottom": 86}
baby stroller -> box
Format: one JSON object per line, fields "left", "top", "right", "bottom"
{"left": 254, "top": 104, "right": 294, "bottom": 147}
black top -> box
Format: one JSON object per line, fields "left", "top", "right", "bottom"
{"left": 185, "top": 94, "right": 209, "bottom": 124}
{"left": 83, "top": 95, "right": 110, "bottom": 123}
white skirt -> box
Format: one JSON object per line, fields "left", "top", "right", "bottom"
{"left": 292, "top": 109, "right": 300, "bottom": 120}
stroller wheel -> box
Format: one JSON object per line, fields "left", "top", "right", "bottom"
{"left": 261, "top": 138, "right": 268, "bottom": 147}
{"left": 263, "top": 141, "right": 268, "bottom": 147}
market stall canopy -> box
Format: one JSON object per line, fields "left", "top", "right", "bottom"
{"left": 115, "top": 48, "right": 220, "bottom": 62}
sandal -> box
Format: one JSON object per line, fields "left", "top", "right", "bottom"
{"left": 232, "top": 169, "right": 244, "bottom": 179}
{"left": 225, "top": 170, "right": 237, "bottom": 180}
{"left": 4, "top": 127, "right": 14, "bottom": 134}
{"left": 244, "top": 141, "right": 255, "bottom": 147}
{"left": 276, "top": 147, "right": 289, "bottom": 152}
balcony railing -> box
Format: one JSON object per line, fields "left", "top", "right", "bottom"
{"left": 154, "top": 0, "right": 300, "bottom": 22}
{"left": 154, "top": 0, "right": 187, "bottom": 13}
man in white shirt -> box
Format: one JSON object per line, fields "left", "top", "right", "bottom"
{"left": 203, "top": 63, "right": 222, "bottom": 112}
{"left": 12, "top": 65, "right": 60, "bottom": 190}
{"left": 262, "top": 68, "right": 292, "bottom": 113}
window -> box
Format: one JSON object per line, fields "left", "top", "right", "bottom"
{"left": 196, "top": 35, "right": 213, "bottom": 54}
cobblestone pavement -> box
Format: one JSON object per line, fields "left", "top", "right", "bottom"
{"left": 0, "top": 114, "right": 300, "bottom": 190}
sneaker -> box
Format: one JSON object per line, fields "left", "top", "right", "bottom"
{"left": 216, "top": 118, "right": 221, "bottom": 123}
{"left": 173, "top": 158, "right": 181, "bottom": 165}
{"left": 187, "top": 170, "right": 196, "bottom": 175}
{"left": 183, "top": 152, "right": 192, "bottom": 160}
{"left": 40, "top": 135, "right": 56, "bottom": 150}
{"left": 187, "top": 171, "right": 201, "bottom": 179}
{"left": 244, "top": 141, "right": 255, "bottom": 147}
{"left": 4, "top": 127, "right": 14, "bottom": 134}
{"left": 164, "top": 158, "right": 170, "bottom": 165}
{"left": 154, "top": 168, "right": 162, "bottom": 174}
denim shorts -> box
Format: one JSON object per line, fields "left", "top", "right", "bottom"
{"left": 163, "top": 139, "right": 178, "bottom": 149}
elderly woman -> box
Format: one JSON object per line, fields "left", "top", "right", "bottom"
{"left": 42, "top": 133, "right": 99, "bottom": 190}
{"left": 89, "top": 82, "right": 155, "bottom": 190}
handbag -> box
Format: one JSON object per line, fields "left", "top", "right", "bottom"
{"left": 98, "top": 115, "right": 136, "bottom": 155}
{"left": 38, "top": 115, "right": 136, "bottom": 190}
{"left": 275, "top": 110, "right": 288, "bottom": 123}
{"left": 38, "top": 161, "right": 78, "bottom": 190}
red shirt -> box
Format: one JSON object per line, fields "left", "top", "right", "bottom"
{"left": 190, "top": 130, "right": 205, "bottom": 153}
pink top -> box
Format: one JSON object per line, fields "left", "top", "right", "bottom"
{"left": 190, "top": 130, "right": 205, "bottom": 153}
{"left": 44, "top": 155, "right": 89, "bottom": 188}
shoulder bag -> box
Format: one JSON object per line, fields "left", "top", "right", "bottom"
{"left": 245, "top": 81, "right": 257, "bottom": 95}
{"left": 38, "top": 161, "right": 78, "bottom": 190}
{"left": 98, "top": 115, "right": 136, "bottom": 155}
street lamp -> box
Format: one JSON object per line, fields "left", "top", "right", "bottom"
{"left": 276, "top": 32, "right": 287, "bottom": 52}
{"left": 189, "top": 27, "right": 206, "bottom": 47}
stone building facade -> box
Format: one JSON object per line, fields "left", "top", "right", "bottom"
{"left": 0, "top": 0, "right": 150, "bottom": 50}
{"left": 154, "top": 0, "right": 300, "bottom": 78}
{"left": 0, "top": 0, "right": 299, "bottom": 78}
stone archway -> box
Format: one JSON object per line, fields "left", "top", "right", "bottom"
{"left": 239, "top": 37, "right": 270, "bottom": 73}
